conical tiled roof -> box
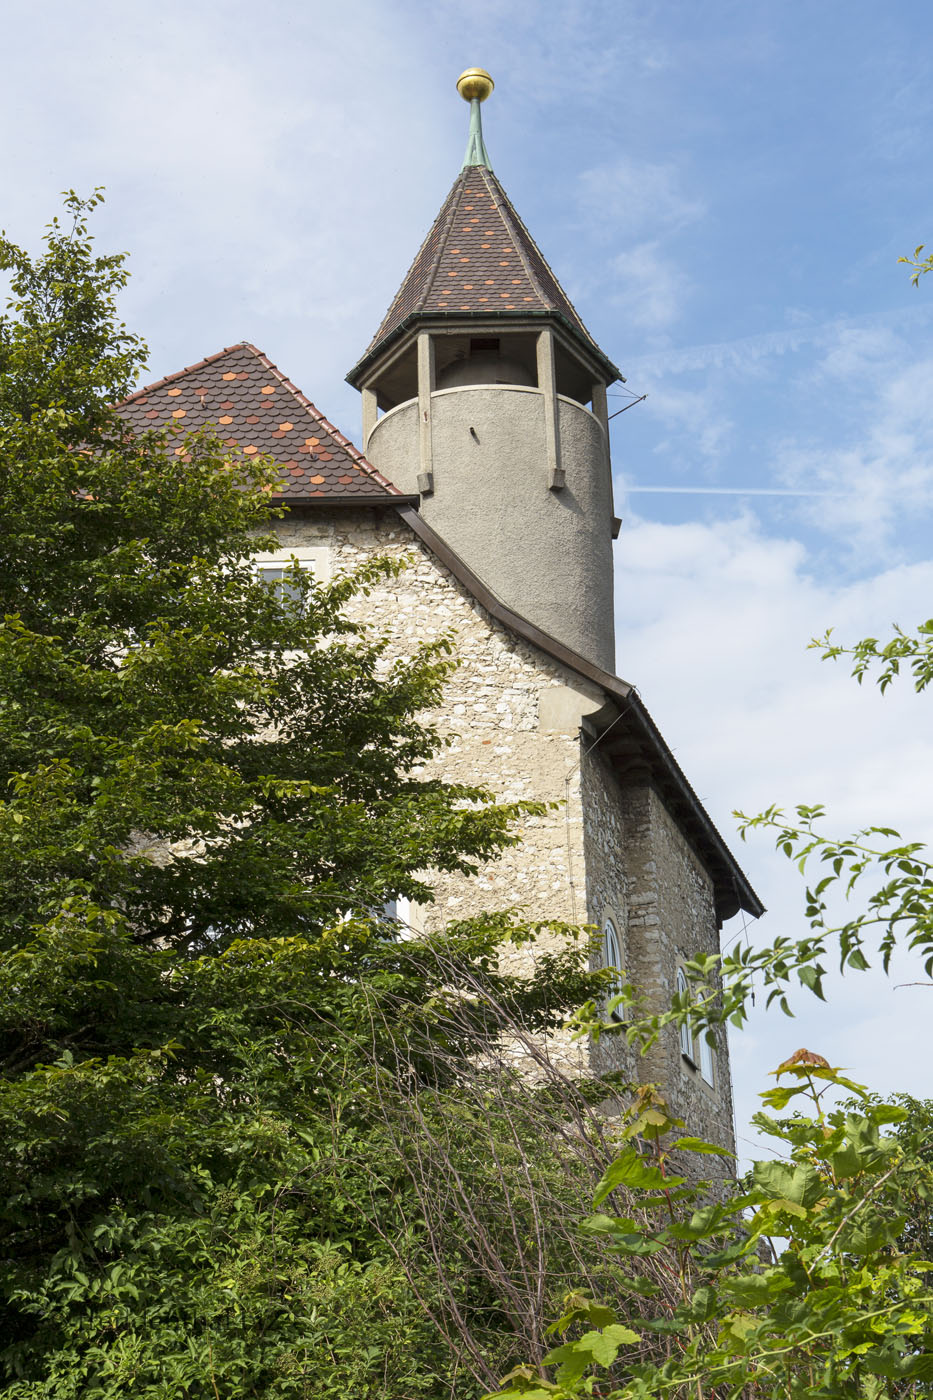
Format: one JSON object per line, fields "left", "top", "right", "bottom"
{"left": 350, "top": 165, "right": 618, "bottom": 381}
{"left": 117, "top": 343, "right": 402, "bottom": 501}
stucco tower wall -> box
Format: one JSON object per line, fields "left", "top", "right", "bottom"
{"left": 367, "top": 385, "right": 616, "bottom": 674}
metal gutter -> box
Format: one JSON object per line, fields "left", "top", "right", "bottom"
{"left": 270, "top": 493, "right": 421, "bottom": 508}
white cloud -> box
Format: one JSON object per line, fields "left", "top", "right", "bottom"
{"left": 606, "top": 240, "right": 691, "bottom": 330}
{"left": 633, "top": 382, "right": 733, "bottom": 461}
{"left": 776, "top": 354, "right": 933, "bottom": 556}
{"left": 577, "top": 155, "right": 706, "bottom": 239}
{"left": 463, "top": 0, "right": 672, "bottom": 106}
{"left": 0, "top": 0, "right": 462, "bottom": 433}
{"left": 569, "top": 154, "right": 704, "bottom": 334}
{"left": 805, "top": 323, "right": 901, "bottom": 383}
{"left": 627, "top": 304, "right": 933, "bottom": 379}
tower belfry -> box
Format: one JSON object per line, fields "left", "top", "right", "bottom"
{"left": 347, "top": 70, "right": 622, "bottom": 673}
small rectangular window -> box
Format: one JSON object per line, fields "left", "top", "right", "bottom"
{"left": 252, "top": 546, "right": 331, "bottom": 594}
{"left": 381, "top": 896, "right": 411, "bottom": 928}
{"left": 699, "top": 1032, "right": 715, "bottom": 1087}
{"left": 677, "top": 967, "right": 695, "bottom": 1063}
{"left": 256, "top": 565, "right": 303, "bottom": 601}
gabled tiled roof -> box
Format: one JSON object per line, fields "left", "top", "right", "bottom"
{"left": 355, "top": 165, "right": 615, "bottom": 375}
{"left": 116, "top": 342, "right": 402, "bottom": 500}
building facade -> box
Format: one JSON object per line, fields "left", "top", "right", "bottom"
{"left": 117, "top": 73, "right": 762, "bottom": 1155}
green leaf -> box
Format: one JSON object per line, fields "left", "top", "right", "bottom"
{"left": 594, "top": 1148, "right": 684, "bottom": 1204}
{"left": 759, "top": 1084, "right": 805, "bottom": 1109}
{"left": 672, "top": 1135, "right": 734, "bottom": 1157}
{"left": 545, "top": 1324, "right": 639, "bottom": 1374}
{"left": 752, "top": 1159, "right": 825, "bottom": 1208}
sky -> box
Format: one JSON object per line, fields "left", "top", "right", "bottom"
{"left": 3, "top": 0, "right": 933, "bottom": 1153}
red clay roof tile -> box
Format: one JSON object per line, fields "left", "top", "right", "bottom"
{"left": 116, "top": 342, "right": 401, "bottom": 501}
{"left": 351, "top": 165, "right": 620, "bottom": 384}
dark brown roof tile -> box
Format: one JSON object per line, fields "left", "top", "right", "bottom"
{"left": 353, "top": 165, "right": 618, "bottom": 381}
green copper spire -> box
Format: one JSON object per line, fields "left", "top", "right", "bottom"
{"left": 456, "top": 67, "right": 494, "bottom": 170}
{"left": 462, "top": 97, "right": 493, "bottom": 169}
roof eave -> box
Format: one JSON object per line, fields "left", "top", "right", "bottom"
{"left": 271, "top": 493, "right": 420, "bottom": 507}
{"left": 346, "top": 308, "right": 624, "bottom": 389}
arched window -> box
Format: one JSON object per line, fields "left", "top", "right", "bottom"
{"left": 602, "top": 917, "right": 625, "bottom": 1021}
{"left": 676, "top": 966, "right": 695, "bottom": 1062}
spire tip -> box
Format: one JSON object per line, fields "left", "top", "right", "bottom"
{"left": 456, "top": 67, "right": 494, "bottom": 102}
{"left": 458, "top": 68, "right": 494, "bottom": 170}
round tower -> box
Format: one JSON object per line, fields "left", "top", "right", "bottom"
{"left": 346, "top": 72, "right": 622, "bottom": 674}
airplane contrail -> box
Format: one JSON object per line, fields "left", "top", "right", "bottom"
{"left": 621, "top": 485, "right": 839, "bottom": 497}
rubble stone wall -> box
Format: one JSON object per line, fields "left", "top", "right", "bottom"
{"left": 606, "top": 776, "right": 736, "bottom": 1163}
{"left": 269, "top": 504, "right": 734, "bottom": 1138}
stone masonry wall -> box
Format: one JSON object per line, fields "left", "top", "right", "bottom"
{"left": 604, "top": 777, "right": 736, "bottom": 1163}
{"left": 578, "top": 744, "right": 638, "bottom": 1086}
{"left": 270, "top": 504, "right": 735, "bottom": 1131}
{"left": 272, "top": 504, "right": 602, "bottom": 1078}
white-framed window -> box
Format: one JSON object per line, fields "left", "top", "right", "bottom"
{"left": 337, "top": 896, "right": 413, "bottom": 937}
{"left": 252, "top": 545, "right": 331, "bottom": 597}
{"left": 601, "top": 916, "right": 625, "bottom": 1021}
{"left": 676, "top": 966, "right": 695, "bottom": 1063}
{"left": 381, "top": 895, "right": 412, "bottom": 931}
{"left": 698, "top": 1030, "right": 715, "bottom": 1087}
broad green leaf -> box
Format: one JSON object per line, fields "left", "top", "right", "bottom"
{"left": 546, "top": 1324, "right": 640, "bottom": 1373}
{"left": 672, "top": 1135, "right": 734, "bottom": 1157}
{"left": 594, "top": 1148, "right": 684, "bottom": 1204}
{"left": 753, "top": 1159, "right": 825, "bottom": 1208}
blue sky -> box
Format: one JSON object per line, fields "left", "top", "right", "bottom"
{"left": 4, "top": 0, "right": 933, "bottom": 1145}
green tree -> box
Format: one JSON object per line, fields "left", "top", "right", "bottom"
{"left": 485, "top": 1054, "right": 933, "bottom": 1400}
{"left": 866, "top": 1092, "right": 933, "bottom": 1263}
{"left": 0, "top": 195, "right": 608, "bottom": 1397}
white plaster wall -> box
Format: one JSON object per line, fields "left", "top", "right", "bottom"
{"left": 366, "top": 387, "right": 616, "bottom": 673}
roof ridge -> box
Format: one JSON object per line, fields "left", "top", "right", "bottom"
{"left": 116, "top": 342, "right": 401, "bottom": 501}
{"left": 118, "top": 342, "right": 246, "bottom": 405}
{"left": 367, "top": 174, "right": 462, "bottom": 350}
{"left": 484, "top": 169, "right": 590, "bottom": 337}
{"left": 416, "top": 172, "right": 467, "bottom": 316}
{"left": 479, "top": 168, "right": 550, "bottom": 317}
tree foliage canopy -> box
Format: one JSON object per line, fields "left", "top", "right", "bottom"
{"left": 0, "top": 194, "right": 610, "bottom": 1397}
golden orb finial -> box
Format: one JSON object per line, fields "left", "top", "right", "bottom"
{"left": 457, "top": 67, "right": 494, "bottom": 102}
